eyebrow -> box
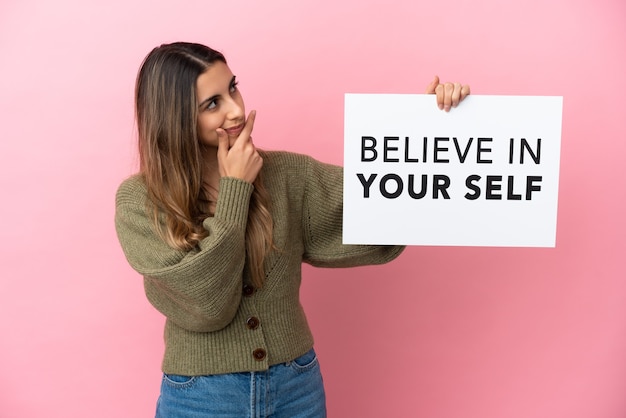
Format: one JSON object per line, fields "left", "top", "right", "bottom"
{"left": 198, "top": 75, "right": 237, "bottom": 109}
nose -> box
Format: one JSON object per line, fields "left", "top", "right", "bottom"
{"left": 225, "top": 96, "right": 244, "bottom": 121}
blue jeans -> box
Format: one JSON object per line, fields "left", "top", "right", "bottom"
{"left": 155, "top": 348, "right": 326, "bottom": 418}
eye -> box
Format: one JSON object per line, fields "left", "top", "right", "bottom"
{"left": 206, "top": 99, "right": 218, "bottom": 110}
{"left": 230, "top": 80, "right": 239, "bottom": 94}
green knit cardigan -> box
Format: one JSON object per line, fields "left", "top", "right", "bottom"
{"left": 115, "top": 151, "right": 404, "bottom": 375}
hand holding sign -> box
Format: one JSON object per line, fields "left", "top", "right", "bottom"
{"left": 425, "top": 76, "right": 471, "bottom": 112}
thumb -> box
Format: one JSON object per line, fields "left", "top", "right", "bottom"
{"left": 216, "top": 128, "right": 229, "bottom": 163}
{"left": 425, "top": 75, "right": 439, "bottom": 94}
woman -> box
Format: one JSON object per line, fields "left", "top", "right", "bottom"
{"left": 115, "top": 42, "right": 469, "bottom": 417}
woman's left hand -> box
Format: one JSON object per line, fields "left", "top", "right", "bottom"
{"left": 426, "top": 76, "right": 470, "bottom": 112}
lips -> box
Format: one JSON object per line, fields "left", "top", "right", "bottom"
{"left": 224, "top": 123, "right": 244, "bottom": 136}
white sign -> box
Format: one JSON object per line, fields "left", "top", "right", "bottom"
{"left": 343, "top": 94, "right": 563, "bottom": 247}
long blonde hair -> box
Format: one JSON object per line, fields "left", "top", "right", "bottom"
{"left": 135, "top": 42, "right": 273, "bottom": 288}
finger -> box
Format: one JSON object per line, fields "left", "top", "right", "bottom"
{"left": 451, "top": 83, "right": 463, "bottom": 108}
{"left": 434, "top": 84, "right": 445, "bottom": 110}
{"left": 443, "top": 82, "right": 454, "bottom": 111}
{"left": 460, "top": 84, "right": 471, "bottom": 102}
{"left": 237, "top": 110, "right": 256, "bottom": 145}
{"left": 425, "top": 75, "right": 440, "bottom": 94}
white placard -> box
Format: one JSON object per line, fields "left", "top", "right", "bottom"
{"left": 343, "top": 94, "right": 563, "bottom": 247}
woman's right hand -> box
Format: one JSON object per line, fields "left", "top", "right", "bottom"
{"left": 216, "top": 110, "right": 263, "bottom": 183}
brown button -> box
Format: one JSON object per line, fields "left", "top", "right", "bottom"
{"left": 246, "top": 316, "right": 260, "bottom": 330}
{"left": 242, "top": 284, "right": 255, "bottom": 297}
{"left": 252, "top": 348, "right": 266, "bottom": 361}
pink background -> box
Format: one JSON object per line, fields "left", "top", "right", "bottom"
{"left": 1, "top": 0, "right": 625, "bottom": 417}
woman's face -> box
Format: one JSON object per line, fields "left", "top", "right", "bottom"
{"left": 196, "top": 61, "right": 245, "bottom": 148}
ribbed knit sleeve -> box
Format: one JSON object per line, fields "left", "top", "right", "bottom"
{"left": 115, "top": 175, "right": 254, "bottom": 333}
{"left": 300, "top": 155, "right": 405, "bottom": 267}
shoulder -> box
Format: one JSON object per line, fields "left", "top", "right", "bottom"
{"left": 115, "top": 174, "right": 147, "bottom": 206}
{"left": 261, "top": 150, "right": 311, "bottom": 168}
{"left": 261, "top": 150, "right": 340, "bottom": 174}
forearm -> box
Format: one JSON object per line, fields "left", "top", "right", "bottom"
{"left": 115, "top": 176, "right": 254, "bottom": 332}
